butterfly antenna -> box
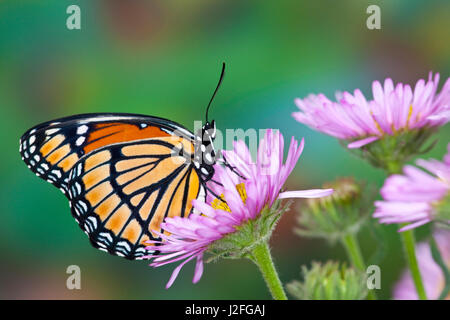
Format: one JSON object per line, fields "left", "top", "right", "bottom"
{"left": 205, "top": 62, "right": 226, "bottom": 123}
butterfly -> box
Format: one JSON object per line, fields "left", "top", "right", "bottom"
{"left": 19, "top": 63, "right": 226, "bottom": 260}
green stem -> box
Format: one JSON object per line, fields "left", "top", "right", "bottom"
{"left": 341, "top": 234, "right": 377, "bottom": 300}
{"left": 250, "top": 242, "right": 287, "bottom": 300}
{"left": 385, "top": 160, "right": 402, "bottom": 175}
{"left": 385, "top": 163, "right": 427, "bottom": 300}
{"left": 400, "top": 228, "right": 427, "bottom": 300}
{"left": 342, "top": 234, "right": 366, "bottom": 270}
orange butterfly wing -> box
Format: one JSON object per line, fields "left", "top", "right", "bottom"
{"left": 20, "top": 113, "right": 204, "bottom": 259}
{"left": 68, "top": 137, "right": 203, "bottom": 259}
{"left": 20, "top": 113, "right": 192, "bottom": 193}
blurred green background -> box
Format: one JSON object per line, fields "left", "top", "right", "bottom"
{"left": 0, "top": 0, "right": 449, "bottom": 299}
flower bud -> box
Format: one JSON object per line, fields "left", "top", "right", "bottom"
{"left": 295, "top": 178, "right": 371, "bottom": 243}
{"left": 287, "top": 261, "right": 368, "bottom": 300}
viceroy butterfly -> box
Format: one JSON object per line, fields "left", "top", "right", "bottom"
{"left": 19, "top": 64, "right": 226, "bottom": 260}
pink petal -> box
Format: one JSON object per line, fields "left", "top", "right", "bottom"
{"left": 427, "top": 110, "right": 450, "bottom": 121}
{"left": 165, "top": 253, "right": 199, "bottom": 289}
{"left": 192, "top": 254, "right": 204, "bottom": 284}
{"left": 278, "top": 188, "right": 333, "bottom": 199}
{"left": 398, "top": 219, "right": 430, "bottom": 232}
{"left": 347, "top": 136, "right": 379, "bottom": 149}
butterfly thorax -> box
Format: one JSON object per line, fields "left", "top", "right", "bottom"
{"left": 193, "top": 120, "right": 216, "bottom": 182}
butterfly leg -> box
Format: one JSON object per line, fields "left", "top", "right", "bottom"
{"left": 218, "top": 154, "right": 246, "bottom": 180}
{"left": 209, "top": 178, "right": 223, "bottom": 187}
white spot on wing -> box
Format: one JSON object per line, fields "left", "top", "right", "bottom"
{"left": 52, "top": 170, "right": 62, "bottom": 178}
{"left": 75, "top": 136, "right": 85, "bottom": 146}
{"left": 100, "top": 232, "right": 113, "bottom": 243}
{"left": 75, "top": 182, "right": 82, "bottom": 195}
{"left": 136, "top": 247, "right": 147, "bottom": 254}
{"left": 117, "top": 241, "right": 131, "bottom": 252}
{"left": 76, "top": 163, "right": 82, "bottom": 176}
{"left": 97, "top": 242, "right": 107, "bottom": 249}
{"left": 77, "top": 125, "right": 89, "bottom": 135}
{"left": 45, "top": 128, "right": 60, "bottom": 135}
{"left": 87, "top": 216, "right": 98, "bottom": 229}
{"left": 78, "top": 201, "right": 87, "bottom": 212}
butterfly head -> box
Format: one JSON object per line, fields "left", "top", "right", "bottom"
{"left": 203, "top": 120, "right": 216, "bottom": 139}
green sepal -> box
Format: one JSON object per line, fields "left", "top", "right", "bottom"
{"left": 205, "top": 200, "right": 292, "bottom": 262}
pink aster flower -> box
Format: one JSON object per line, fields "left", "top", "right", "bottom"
{"left": 293, "top": 72, "right": 450, "bottom": 149}
{"left": 394, "top": 229, "right": 450, "bottom": 300}
{"left": 145, "top": 129, "right": 333, "bottom": 289}
{"left": 373, "top": 143, "right": 450, "bottom": 231}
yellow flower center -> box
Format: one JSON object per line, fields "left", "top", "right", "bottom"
{"left": 370, "top": 112, "right": 384, "bottom": 134}
{"left": 371, "top": 105, "right": 415, "bottom": 134}
{"left": 211, "top": 183, "right": 247, "bottom": 212}
{"left": 406, "top": 104, "right": 413, "bottom": 128}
